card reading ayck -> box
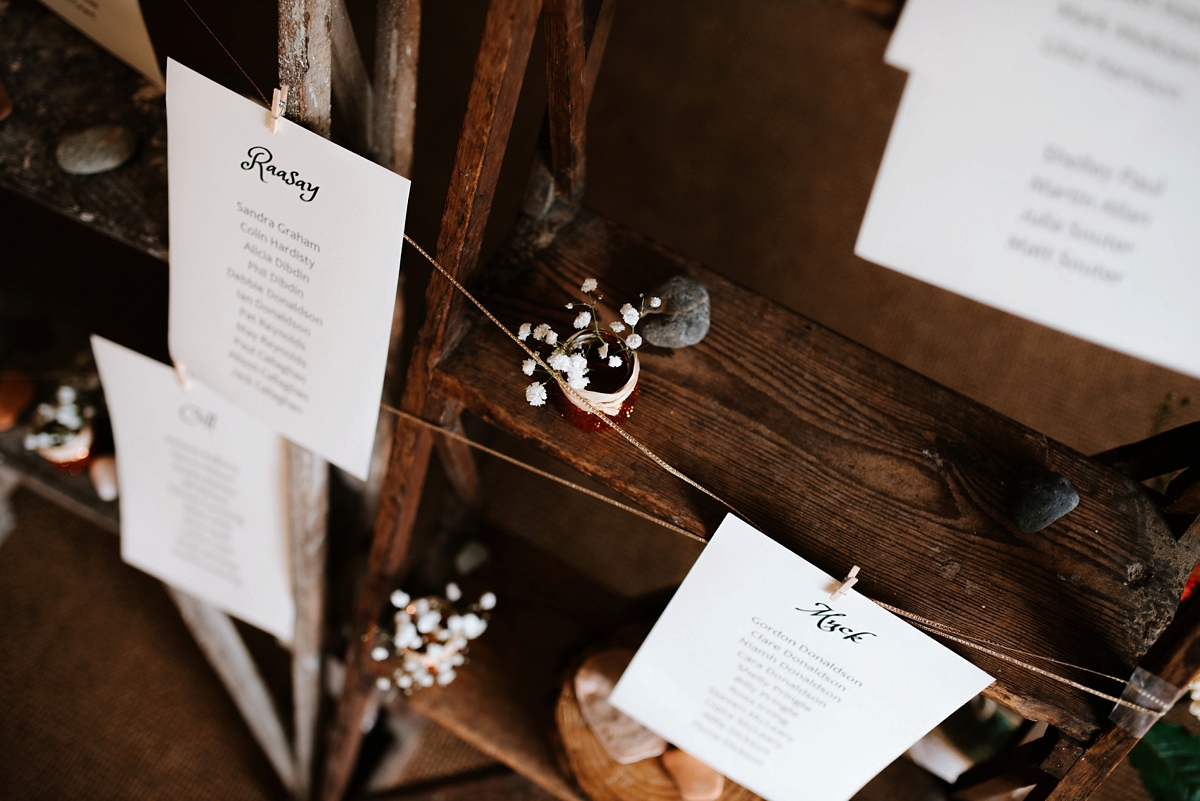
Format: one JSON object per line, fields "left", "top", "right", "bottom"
{"left": 92, "top": 336, "right": 294, "bottom": 642}
{"left": 166, "top": 59, "right": 411, "bottom": 479}
{"left": 609, "top": 516, "right": 994, "bottom": 801}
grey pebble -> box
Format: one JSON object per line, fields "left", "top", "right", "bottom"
{"left": 56, "top": 125, "right": 137, "bottom": 175}
{"left": 1011, "top": 468, "right": 1079, "bottom": 533}
{"left": 640, "top": 275, "right": 710, "bottom": 348}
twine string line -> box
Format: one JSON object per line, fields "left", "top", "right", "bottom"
{"left": 180, "top": 0, "right": 270, "bottom": 106}
{"left": 396, "top": 234, "right": 1162, "bottom": 715}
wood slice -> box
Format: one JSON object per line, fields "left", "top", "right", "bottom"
{"left": 555, "top": 674, "right": 760, "bottom": 801}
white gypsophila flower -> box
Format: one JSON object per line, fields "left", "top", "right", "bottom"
{"left": 526, "top": 381, "right": 547, "bottom": 406}
{"left": 626, "top": 333, "right": 643, "bottom": 349}
{"left": 447, "top": 615, "right": 465, "bottom": 633}
{"left": 397, "top": 674, "right": 413, "bottom": 689}
{"left": 57, "top": 386, "right": 76, "bottom": 404}
{"left": 545, "top": 328, "right": 558, "bottom": 345}
{"left": 376, "top": 677, "right": 391, "bottom": 691}
{"left": 371, "top": 646, "right": 389, "bottom": 661}
{"left": 650, "top": 296, "right": 662, "bottom": 308}
{"left": 566, "top": 303, "right": 574, "bottom": 309}
{"left": 390, "top": 590, "right": 410, "bottom": 608}
{"left": 23, "top": 434, "right": 36, "bottom": 450}
{"left": 462, "top": 614, "right": 488, "bottom": 639}
{"left": 479, "top": 592, "right": 497, "bottom": 610}
{"left": 547, "top": 353, "right": 572, "bottom": 372}
{"left": 37, "top": 404, "right": 54, "bottom": 418}
{"left": 610, "top": 320, "right": 625, "bottom": 333}
{"left": 419, "top": 674, "right": 435, "bottom": 687}
{"left": 573, "top": 310, "right": 591, "bottom": 329}
{"left": 522, "top": 359, "right": 536, "bottom": 376}
{"left": 568, "top": 353, "right": 588, "bottom": 374}
{"left": 620, "top": 303, "right": 639, "bottom": 325}
{"left": 416, "top": 598, "right": 430, "bottom": 615}
{"left": 533, "top": 323, "right": 550, "bottom": 341}
{"left": 568, "top": 373, "right": 590, "bottom": 390}
{"left": 598, "top": 342, "right": 609, "bottom": 359}
{"left": 517, "top": 323, "right": 531, "bottom": 341}
{"left": 581, "top": 278, "right": 598, "bottom": 293}
{"left": 417, "top": 610, "right": 442, "bottom": 634}
{"left": 437, "top": 669, "right": 457, "bottom": 686}
{"left": 445, "top": 582, "right": 462, "bottom": 602}
{"left": 56, "top": 407, "right": 81, "bottom": 429}
{"left": 451, "top": 653, "right": 465, "bottom": 666}
{"left": 608, "top": 355, "right": 623, "bottom": 367}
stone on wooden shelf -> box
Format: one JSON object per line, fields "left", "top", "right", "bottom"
{"left": 575, "top": 648, "right": 667, "bottom": 764}
{"left": 55, "top": 125, "right": 137, "bottom": 175}
{"left": 661, "top": 748, "right": 725, "bottom": 801}
{"left": 89, "top": 456, "right": 118, "bottom": 501}
{"left": 1011, "top": 467, "right": 1080, "bottom": 533}
{"left": 641, "top": 276, "right": 711, "bottom": 348}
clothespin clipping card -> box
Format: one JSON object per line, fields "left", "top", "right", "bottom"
{"left": 173, "top": 360, "right": 192, "bottom": 392}
{"left": 831, "top": 565, "right": 860, "bottom": 601}
{"left": 269, "top": 85, "right": 288, "bottom": 133}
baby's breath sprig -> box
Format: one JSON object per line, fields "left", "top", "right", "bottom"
{"left": 517, "top": 278, "right": 661, "bottom": 407}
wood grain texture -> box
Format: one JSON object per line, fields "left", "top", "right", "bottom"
{"left": 169, "top": 588, "right": 297, "bottom": 793}
{"left": 330, "top": 0, "right": 373, "bottom": 153}
{"left": 373, "top": 0, "right": 422, "bottom": 176}
{"left": 0, "top": 2, "right": 167, "bottom": 259}
{"left": 545, "top": 0, "right": 588, "bottom": 203}
{"left": 279, "top": 9, "right": 335, "bottom": 796}
{"left": 279, "top": 0, "right": 334, "bottom": 137}
{"left": 432, "top": 208, "right": 1197, "bottom": 740}
{"left": 555, "top": 677, "right": 760, "bottom": 801}
{"left": 371, "top": 770, "right": 561, "bottom": 800}
{"left": 288, "top": 441, "right": 329, "bottom": 801}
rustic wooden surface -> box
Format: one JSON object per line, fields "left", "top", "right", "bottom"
{"left": 330, "top": 0, "right": 373, "bottom": 154}
{"left": 323, "top": 1, "right": 546, "bottom": 798}
{"left": 169, "top": 587, "right": 298, "bottom": 793}
{"left": 555, "top": 676, "right": 760, "bottom": 801}
{"left": 278, "top": 3, "right": 336, "bottom": 797}
{"left": 0, "top": 1, "right": 168, "bottom": 259}
{"left": 432, "top": 208, "right": 1197, "bottom": 741}
{"left": 545, "top": 0, "right": 588, "bottom": 203}
{"left": 372, "top": 0, "right": 421, "bottom": 175}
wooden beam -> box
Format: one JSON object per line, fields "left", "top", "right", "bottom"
{"left": 279, "top": 0, "right": 334, "bottom": 137}
{"left": 581, "top": 0, "right": 616, "bottom": 112}
{"left": 330, "top": 0, "right": 373, "bottom": 153}
{"left": 544, "top": 0, "right": 587, "bottom": 202}
{"left": 434, "top": 414, "right": 483, "bottom": 508}
{"left": 289, "top": 442, "right": 329, "bottom": 801}
{"left": 373, "top": 0, "right": 422, "bottom": 176}
{"left": 279, "top": 5, "right": 335, "bottom": 798}
{"left": 1092, "top": 421, "right": 1200, "bottom": 481}
{"left": 169, "top": 589, "right": 297, "bottom": 793}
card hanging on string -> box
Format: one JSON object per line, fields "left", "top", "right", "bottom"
{"left": 165, "top": 58, "right": 411, "bottom": 479}
{"left": 40, "top": 0, "right": 165, "bottom": 87}
{"left": 92, "top": 336, "right": 295, "bottom": 641}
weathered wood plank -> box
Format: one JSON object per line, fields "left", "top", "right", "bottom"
{"left": 0, "top": 2, "right": 167, "bottom": 259}
{"left": 323, "top": 2, "right": 544, "bottom": 797}
{"left": 373, "top": 0, "right": 421, "bottom": 175}
{"left": 279, "top": 0, "right": 334, "bottom": 137}
{"left": 279, "top": 6, "right": 335, "bottom": 797}
{"left": 544, "top": 0, "right": 588, "bottom": 202}
{"left": 432, "top": 208, "right": 1195, "bottom": 740}
{"left": 169, "top": 588, "right": 297, "bottom": 793}
{"left": 330, "top": 0, "right": 373, "bottom": 153}
{"left": 288, "top": 442, "right": 329, "bottom": 801}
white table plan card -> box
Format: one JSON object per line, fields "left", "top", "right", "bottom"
{"left": 856, "top": 0, "right": 1200, "bottom": 379}
{"left": 40, "top": 0, "right": 164, "bottom": 87}
{"left": 166, "top": 59, "right": 411, "bottom": 479}
{"left": 609, "top": 515, "right": 993, "bottom": 801}
{"left": 92, "top": 336, "right": 294, "bottom": 642}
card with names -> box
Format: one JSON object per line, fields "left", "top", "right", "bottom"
{"left": 41, "top": 0, "right": 164, "bottom": 87}
{"left": 166, "top": 59, "right": 411, "bottom": 479}
{"left": 610, "top": 515, "right": 993, "bottom": 801}
{"left": 856, "top": 0, "right": 1200, "bottom": 379}
{"left": 92, "top": 336, "right": 294, "bottom": 642}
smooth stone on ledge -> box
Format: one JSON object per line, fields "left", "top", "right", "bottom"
{"left": 574, "top": 649, "right": 668, "bottom": 765}
{"left": 641, "top": 275, "right": 711, "bottom": 348}
{"left": 661, "top": 748, "right": 725, "bottom": 801}
{"left": 89, "top": 456, "right": 118, "bottom": 502}
{"left": 55, "top": 125, "right": 137, "bottom": 175}
{"left": 1011, "top": 467, "right": 1079, "bottom": 533}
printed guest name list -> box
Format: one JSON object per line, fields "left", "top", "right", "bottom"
{"left": 167, "top": 59, "right": 411, "bottom": 479}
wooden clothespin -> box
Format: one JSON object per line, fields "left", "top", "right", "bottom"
{"left": 173, "top": 360, "right": 192, "bottom": 392}
{"left": 269, "top": 85, "right": 289, "bottom": 133}
{"left": 830, "top": 565, "right": 860, "bottom": 601}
